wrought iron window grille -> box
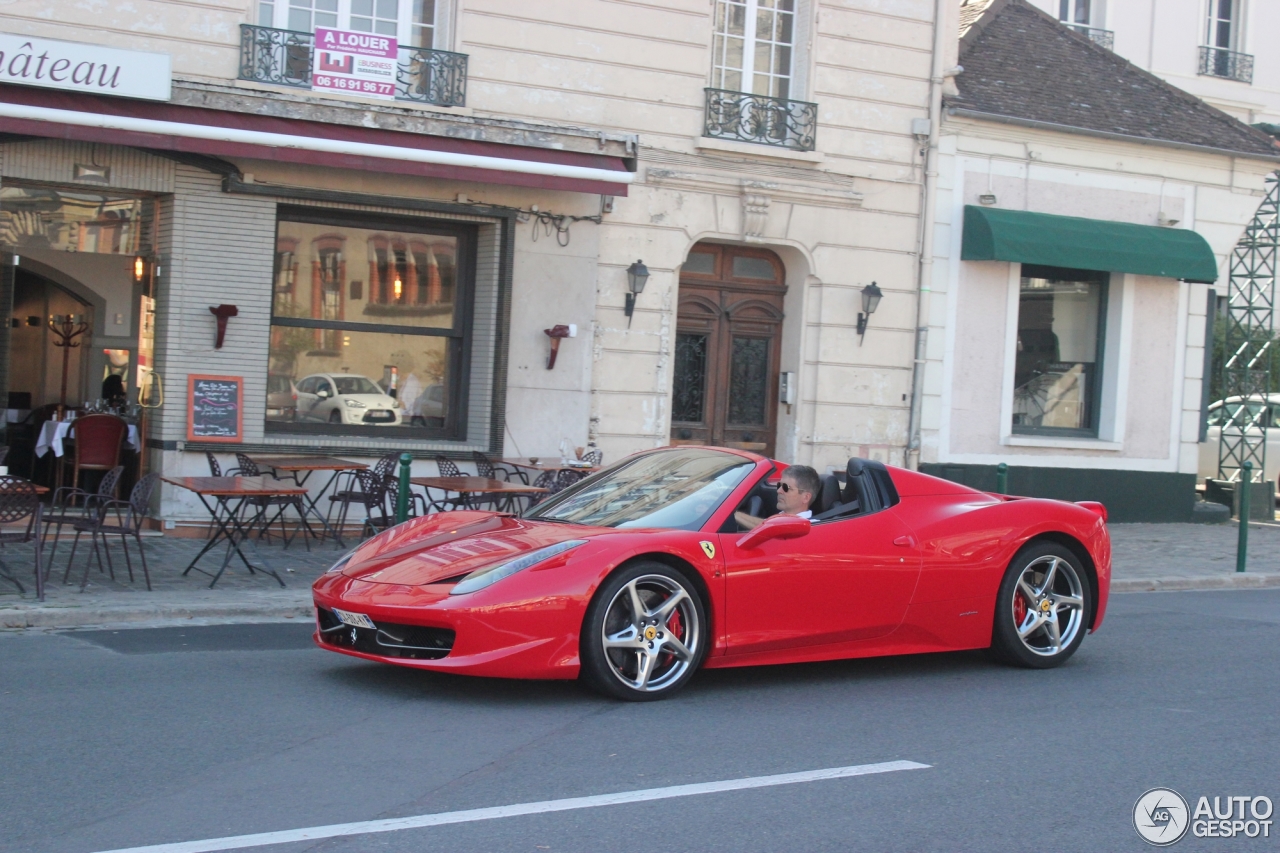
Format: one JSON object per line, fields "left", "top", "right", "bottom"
{"left": 1063, "top": 23, "right": 1114, "bottom": 51}
{"left": 1198, "top": 45, "right": 1254, "bottom": 84}
{"left": 239, "top": 24, "right": 468, "bottom": 107}
{"left": 702, "top": 88, "right": 817, "bottom": 152}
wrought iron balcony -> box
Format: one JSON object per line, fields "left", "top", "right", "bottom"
{"left": 238, "top": 24, "right": 467, "bottom": 107}
{"left": 1199, "top": 45, "right": 1254, "bottom": 84}
{"left": 703, "top": 88, "right": 817, "bottom": 152}
{"left": 1064, "top": 23, "right": 1114, "bottom": 51}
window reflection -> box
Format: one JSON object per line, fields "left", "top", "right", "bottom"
{"left": 266, "top": 211, "right": 468, "bottom": 437}
{"left": 1012, "top": 267, "right": 1106, "bottom": 433}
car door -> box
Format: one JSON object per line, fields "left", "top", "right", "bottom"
{"left": 719, "top": 508, "right": 922, "bottom": 655}
{"left": 295, "top": 377, "right": 321, "bottom": 421}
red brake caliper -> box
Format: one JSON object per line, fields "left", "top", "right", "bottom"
{"left": 1013, "top": 587, "right": 1027, "bottom": 627}
{"left": 661, "top": 608, "right": 684, "bottom": 666}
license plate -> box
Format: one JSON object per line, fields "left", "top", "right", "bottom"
{"left": 332, "top": 608, "right": 376, "bottom": 629}
{"left": 365, "top": 412, "right": 393, "bottom": 421}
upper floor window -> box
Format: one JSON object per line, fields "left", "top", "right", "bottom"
{"left": 256, "top": 0, "right": 439, "bottom": 48}
{"left": 711, "top": 0, "right": 795, "bottom": 99}
{"left": 1057, "top": 0, "right": 1099, "bottom": 28}
{"left": 1206, "top": 0, "right": 1240, "bottom": 51}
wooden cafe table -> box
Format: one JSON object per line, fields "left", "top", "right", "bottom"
{"left": 249, "top": 455, "right": 367, "bottom": 547}
{"left": 162, "top": 476, "right": 308, "bottom": 588}
{"left": 410, "top": 476, "right": 547, "bottom": 513}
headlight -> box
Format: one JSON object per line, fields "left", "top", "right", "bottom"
{"left": 344, "top": 399, "right": 367, "bottom": 408}
{"left": 327, "top": 550, "right": 357, "bottom": 573}
{"left": 450, "top": 539, "right": 587, "bottom": 595}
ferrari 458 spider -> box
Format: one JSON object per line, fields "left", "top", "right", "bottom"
{"left": 313, "top": 446, "right": 1111, "bottom": 700}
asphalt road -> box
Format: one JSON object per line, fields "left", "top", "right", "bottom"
{"left": 2, "top": 590, "right": 1278, "bottom": 853}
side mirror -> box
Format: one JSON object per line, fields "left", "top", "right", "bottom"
{"left": 317, "top": 388, "right": 331, "bottom": 399}
{"left": 736, "top": 514, "right": 811, "bottom": 550}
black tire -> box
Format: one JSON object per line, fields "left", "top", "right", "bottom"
{"left": 328, "top": 409, "right": 342, "bottom": 424}
{"left": 580, "top": 561, "right": 707, "bottom": 701}
{"left": 991, "top": 541, "right": 1092, "bottom": 668}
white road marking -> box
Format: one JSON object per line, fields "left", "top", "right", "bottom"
{"left": 92, "top": 760, "right": 930, "bottom": 853}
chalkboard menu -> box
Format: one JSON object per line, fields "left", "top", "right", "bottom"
{"left": 187, "top": 374, "right": 243, "bottom": 443}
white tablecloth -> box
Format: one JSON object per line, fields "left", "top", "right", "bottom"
{"left": 35, "top": 420, "right": 141, "bottom": 458}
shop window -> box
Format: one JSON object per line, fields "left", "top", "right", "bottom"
{"left": 1012, "top": 265, "right": 1107, "bottom": 436}
{"left": 266, "top": 208, "right": 473, "bottom": 439}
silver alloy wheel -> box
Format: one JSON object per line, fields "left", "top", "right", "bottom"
{"left": 1011, "top": 554, "right": 1085, "bottom": 657}
{"left": 600, "top": 573, "right": 701, "bottom": 693}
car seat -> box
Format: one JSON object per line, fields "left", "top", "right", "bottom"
{"left": 812, "top": 474, "right": 841, "bottom": 515}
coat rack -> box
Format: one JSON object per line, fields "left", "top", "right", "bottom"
{"left": 48, "top": 313, "right": 91, "bottom": 416}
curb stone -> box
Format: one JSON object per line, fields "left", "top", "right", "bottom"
{"left": 1111, "top": 574, "right": 1280, "bottom": 593}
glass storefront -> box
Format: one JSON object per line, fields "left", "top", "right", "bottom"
{"left": 1012, "top": 265, "right": 1107, "bottom": 434}
{"left": 265, "top": 207, "right": 473, "bottom": 439}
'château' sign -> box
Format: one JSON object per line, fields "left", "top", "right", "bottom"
{"left": 0, "top": 34, "right": 172, "bottom": 101}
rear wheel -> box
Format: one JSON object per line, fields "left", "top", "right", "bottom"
{"left": 991, "top": 542, "right": 1091, "bottom": 668}
{"left": 580, "top": 561, "right": 706, "bottom": 701}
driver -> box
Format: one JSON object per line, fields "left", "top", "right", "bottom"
{"left": 734, "top": 465, "right": 819, "bottom": 531}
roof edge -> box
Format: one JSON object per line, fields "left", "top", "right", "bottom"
{"left": 947, "top": 107, "right": 1280, "bottom": 164}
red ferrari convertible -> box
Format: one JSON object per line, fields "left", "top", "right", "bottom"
{"left": 313, "top": 446, "right": 1111, "bottom": 700}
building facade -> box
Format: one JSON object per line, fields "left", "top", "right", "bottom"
{"left": 922, "top": 1, "right": 1279, "bottom": 520}
{"left": 0, "top": 1, "right": 944, "bottom": 527}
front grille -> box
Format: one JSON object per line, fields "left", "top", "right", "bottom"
{"left": 317, "top": 607, "right": 454, "bottom": 660}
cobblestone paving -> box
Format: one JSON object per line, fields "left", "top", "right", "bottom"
{"left": 1, "top": 520, "right": 1278, "bottom": 627}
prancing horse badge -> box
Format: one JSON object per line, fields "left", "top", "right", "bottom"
{"left": 699, "top": 541, "right": 716, "bottom": 559}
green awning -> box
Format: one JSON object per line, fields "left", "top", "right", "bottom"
{"left": 961, "top": 205, "right": 1219, "bottom": 283}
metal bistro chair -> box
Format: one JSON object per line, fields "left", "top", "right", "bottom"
{"left": 67, "top": 472, "right": 159, "bottom": 592}
{"left": 70, "top": 414, "right": 128, "bottom": 495}
{"left": 473, "top": 451, "right": 526, "bottom": 485}
{"left": 43, "top": 465, "right": 125, "bottom": 577}
{"left": 428, "top": 455, "right": 486, "bottom": 511}
{"left": 582, "top": 448, "right": 603, "bottom": 467}
{"left": 373, "top": 471, "right": 427, "bottom": 535}
{"left": 328, "top": 451, "right": 399, "bottom": 533}
{"left": 234, "top": 453, "right": 313, "bottom": 549}
{"left": 520, "top": 468, "right": 582, "bottom": 513}
{"left": 0, "top": 476, "right": 44, "bottom": 598}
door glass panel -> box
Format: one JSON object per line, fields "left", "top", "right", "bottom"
{"left": 683, "top": 251, "right": 716, "bottom": 275}
{"left": 672, "top": 333, "right": 708, "bottom": 423}
{"left": 728, "top": 336, "right": 769, "bottom": 425}
{"left": 731, "top": 255, "right": 776, "bottom": 280}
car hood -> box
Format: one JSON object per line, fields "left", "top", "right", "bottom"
{"left": 342, "top": 394, "right": 397, "bottom": 407}
{"left": 339, "top": 512, "right": 607, "bottom": 585}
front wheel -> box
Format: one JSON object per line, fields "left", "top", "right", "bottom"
{"left": 580, "top": 561, "right": 707, "bottom": 701}
{"left": 991, "top": 542, "right": 1091, "bottom": 668}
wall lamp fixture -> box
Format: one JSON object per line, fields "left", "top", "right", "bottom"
{"left": 625, "top": 259, "right": 649, "bottom": 327}
{"left": 856, "top": 281, "right": 883, "bottom": 345}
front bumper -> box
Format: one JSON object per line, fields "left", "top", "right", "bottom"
{"left": 311, "top": 572, "right": 583, "bottom": 679}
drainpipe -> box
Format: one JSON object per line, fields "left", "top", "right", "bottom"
{"left": 906, "top": 0, "right": 960, "bottom": 470}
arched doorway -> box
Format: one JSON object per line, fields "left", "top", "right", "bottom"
{"left": 670, "top": 243, "right": 786, "bottom": 456}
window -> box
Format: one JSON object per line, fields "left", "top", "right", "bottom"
{"left": 256, "top": 0, "right": 440, "bottom": 48}
{"left": 711, "top": 0, "right": 796, "bottom": 99}
{"left": 1206, "top": 0, "right": 1239, "bottom": 51}
{"left": 1057, "top": 0, "right": 1098, "bottom": 27}
{"left": 1012, "top": 266, "right": 1107, "bottom": 435}
{"left": 266, "top": 207, "right": 474, "bottom": 439}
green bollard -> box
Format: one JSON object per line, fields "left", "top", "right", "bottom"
{"left": 996, "top": 463, "right": 1008, "bottom": 495}
{"left": 396, "top": 452, "right": 412, "bottom": 524}
{"left": 1237, "top": 461, "right": 1251, "bottom": 573}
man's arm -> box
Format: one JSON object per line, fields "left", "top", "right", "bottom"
{"left": 733, "top": 510, "right": 766, "bottom": 530}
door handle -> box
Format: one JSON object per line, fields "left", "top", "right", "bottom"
{"left": 893, "top": 535, "right": 914, "bottom": 547}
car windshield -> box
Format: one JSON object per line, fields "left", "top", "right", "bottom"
{"left": 333, "top": 376, "right": 382, "bottom": 396}
{"left": 526, "top": 448, "right": 754, "bottom": 530}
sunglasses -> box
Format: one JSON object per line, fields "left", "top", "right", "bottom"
{"left": 779, "top": 481, "right": 802, "bottom": 494}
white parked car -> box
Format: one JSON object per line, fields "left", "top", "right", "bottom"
{"left": 1198, "top": 394, "right": 1280, "bottom": 483}
{"left": 295, "top": 373, "right": 402, "bottom": 426}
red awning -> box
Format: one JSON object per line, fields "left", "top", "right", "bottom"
{"left": 0, "top": 85, "right": 634, "bottom": 195}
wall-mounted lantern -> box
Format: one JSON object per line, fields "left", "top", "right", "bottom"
{"left": 856, "top": 281, "right": 883, "bottom": 345}
{"left": 625, "top": 259, "right": 649, "bottom": 327}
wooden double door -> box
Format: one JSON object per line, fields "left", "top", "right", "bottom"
{"left": 670, "top": 244, "right": 786, "bottom": 456}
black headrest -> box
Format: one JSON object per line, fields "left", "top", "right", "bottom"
{"left": 843, "top": 458, "right": 899, "bottom": 511}
{"left": 814, "top": 474, "right": 841, "bottom": 514}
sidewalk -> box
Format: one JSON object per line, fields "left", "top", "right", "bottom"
{"left": 1, "top": 522, "right": 1278, "bottom": 629}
